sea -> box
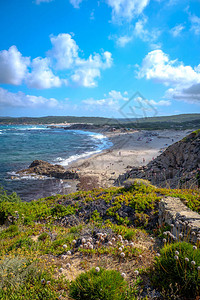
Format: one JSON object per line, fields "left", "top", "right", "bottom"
{"left": 0, "top": 125, "right": 112, "bottom": 201}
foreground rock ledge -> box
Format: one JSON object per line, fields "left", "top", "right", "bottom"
{"left": 17, "top": 160, "right": 79, "bottom": 180}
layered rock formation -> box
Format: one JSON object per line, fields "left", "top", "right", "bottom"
{"left": 18, "top": 160, "right": 79, "bottom": 180}
{"left": 117, "top": 130, "right": 200, "bottom": 188}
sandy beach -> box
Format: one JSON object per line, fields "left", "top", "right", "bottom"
{"left": 67, "top": 129, "right": 192, "bottom": 191}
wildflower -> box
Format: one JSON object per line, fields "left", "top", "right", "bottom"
{"left": 61, "top": 255, "right": 67, "bottom": 260}
{"left": 95, "top": 267, "right": 100, "bottom": 272}
{"left": 89, "top": 244, "right": 93, "bottom": 249}
{"left": 163, "top": 232, "right": 167, "bottom": 236}
{"left": 67, "top": 251, "right": 71, "bottom": 255}
{"left": 175, "top": 251, "right": 179, "bottom": 255}
{"left": 130, "top": 242, "right": 134, "bottom": 248}
{"left": 47, "top": 281, "right": 51, "bottom": 285}
{"left": 138, "top": 255, "right": 142, "bottom": 259}
{"left": 66, "top": 263, "right": 71, "bottom": 269}
{"left": 82, "top": 238, "right": 86, "bottom": 244}
{"left": 174, "top": 256, "right": 179, "bottom": 260}
{"left": 119, "top": 247, "right": 122, "bottom": 252}
{"left": 156, "top": 253, "right": 160, "bottom": 257}
{"left": 121, "top": 272, "right": 126, "bottom": 278}
{"left": 59, "top": 268, "right": 64, "bottom": 273}
{"left": 191, "top": 232, "right": 196, "bottom": 236}
{"left": 170, "top": 224, "right": 174, "bottom": 228}
{"left": 63, "top": 244, "right": 67, "bottom": 249}
{"left": 191, "top": 261, "right": 196, "bottom": 266}
{"left": 179, "top": 233, "right": 183, "bottom": 239}
{"left": 193, "top": 246, "right": 197, "bottom": 250}
{"left": 108, "top": 241, "right": 112, "bottom": 246}
{"left": 79, "top": 245, "right": 83, "bottom": 249}
{"left": 134, "top": 270, "right": 139, "bottom": 276}
{"left": 197, "top": 266, "right": 200, "bottom": 271}
{"left": 150, "top": 237, "right": 154, "bottom": 241}
{"left": 111, "top": 237, "right": 116, "bottom": 242}
{"left": 124, "top": 240, "right": 129, "bottom": 244}
{"left": 41, "top": 278, "right": 45, "bottom": 284}
{"left": 120, "top": 252, "right": 125, "bottom": 258}
{"left": 72, "top": 240, "right": 76, "bottom": 244}
{"left": 163, "top": 239, "right": 167, "bottom": 243}
{"left": 185, "top": 257, "right": 189, "bottom": 262}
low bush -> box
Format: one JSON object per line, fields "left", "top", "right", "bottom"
{"left": 152, "top": 242, "right": 200, "bottom": 298}
{"left": 69, "top": 267, "right": 136, "bottom": 300}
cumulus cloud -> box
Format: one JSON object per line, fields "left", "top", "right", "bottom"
{"left": 106, "top": 0, "right": 150, "bottom": 22}
{"left": 0, "top": 46, "right": 30, "bottom": 85}
{"left": 170, "top": 24, "right": 185, "bottom": 37}
{"left": 26, "top": 57, "right": 62, "bottom": 89}
{"left": 0, "top": 33, "right": 112, "bottom": 89}
{"left": 48, "top": 33, "right": 79, "bottom": 69}
{"left": 166, "top": 85, "right": 200, "bottom": 104}
{"left": 138, "top": 49, "right": 200, "bottom": 103}
{"left": 0, "top": 87, "right": 59, "bottom": 108}
{"left": 69, "top": 0, "right": 83, "bottom": 8}
{"left": 71, "top": 51, "right": 113, "bottom": 87}
{"left": 116, "top": 35, "right": 133, "bottom": 47}
{"left": 138, "top": 49, "right": 200, "bottom": 86}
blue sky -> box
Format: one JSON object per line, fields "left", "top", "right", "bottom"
{"left": 0, "top": 0, "right": 200, "bottom": 118}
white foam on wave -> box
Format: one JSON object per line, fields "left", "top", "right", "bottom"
{"left": 90, "top": 133, "right": 106, "bottom": 140}
{"left": 58, "top": 149, "right": 102, "bottom": 166}
{"left": 7, "top": 171, "right": 54, "bottom": 181}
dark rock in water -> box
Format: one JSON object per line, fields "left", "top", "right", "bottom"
{"left": 18, "top": 160, "right": 79, "bottom": 180}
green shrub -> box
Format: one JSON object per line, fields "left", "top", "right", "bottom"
{"left": 38, "top": 232, "right": 49, "bottom": 241}
{"left": 152, "top": 242, "right": 200, "bottom": 298}
{"left": 69, "top": 267, "right": 136, "bottom": 300}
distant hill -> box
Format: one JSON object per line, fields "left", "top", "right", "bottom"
{"left": 0, "top": 114, "right": 200, "bottom": 130}
{"left": 117, "top": 129, "right": 200, "bottom": 188}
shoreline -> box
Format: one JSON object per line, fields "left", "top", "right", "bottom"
{"left": 66, "top": 129, "right": 193, "bottom": 191}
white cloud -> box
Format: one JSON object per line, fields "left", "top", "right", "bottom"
{"left": 106, "top": 0, "right": 150, "bottom": 22}
{"left": 138, "top": 49, "right": 200, "bottom": 103}
{"left": 69, "top": 0, "right": 83, "bottom": 8}
{"left": 82, "top": 90, "right": 128, "bottom": 109}
{"left": 26, "top": 57, "right": 62, "bottom": 89}
{"left": 0, "top": 87, "right": 59, "bottom": 108}
{"left": 170, "top": 24, "right": 185, "bottom": 37}
{"left": 0, "top": 46, "right": 30, "bottom": 85}
{"left": 138, "top": 49, "right": 200, "bottom": 86}
{"left": 71, "top": 68, "right": 100, "bottom": 87}
{"left": 166, "top": 85, "right": 200, "bottom": 104}
{"left": 116, "top": 35, "right": 133, "bottom": 47}
{"left": 190, "top": 14, "right": 200, "bottom": 35}
{"left": 71, "top": 51, "right": 113, "bottom": 87}
{"left": 114, "top": 17, "right": 160, "bottom": 48}
{"left": 134, "top": 17, "right": 161, "bottom": 45}
{"left": 48, "top": 33, "right": 79, "bottom": 70}
{"left": 0, "top": 33, "right": 112, "bottom": 89}
{"left": 35, "top": 0, "right": 53, "bottom": 4}
{"left": 149, "top": 99, "right": 171, "bottom": 106}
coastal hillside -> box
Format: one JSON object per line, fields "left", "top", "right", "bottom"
{"left": 0, "top": 182, "right": 200, "bottom": 299}
{"left": 117, "top": 129, "right": 200, "bottom": 189}
{"left": 1, "top": 114, "right": 200, "bottom": 130}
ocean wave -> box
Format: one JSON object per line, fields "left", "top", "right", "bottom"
{"left": 90, "top": 133, "right": 107, "bottom": 140}
{"left": 7, "top": 171, "right": 54, "bottom": 181}
{"left": 58, "top": 149, "right": 102, "bottom": 166}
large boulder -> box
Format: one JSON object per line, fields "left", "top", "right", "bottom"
{"left": 17, "top": 160, "right": 79, "bottom": 180}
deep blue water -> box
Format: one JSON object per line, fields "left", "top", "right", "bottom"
{"left": 0, "top": 125, "right": 111, "bottom": 201}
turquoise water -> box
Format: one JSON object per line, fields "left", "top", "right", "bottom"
{"left": 0, "top": 125, "right": 111, "bottom": 201}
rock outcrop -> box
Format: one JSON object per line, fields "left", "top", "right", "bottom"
{"left": 117, "top": 130, "right": 200, "bottom": 188}
{"left": 18, "top": 160, "right": 79, "bottom": 180}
